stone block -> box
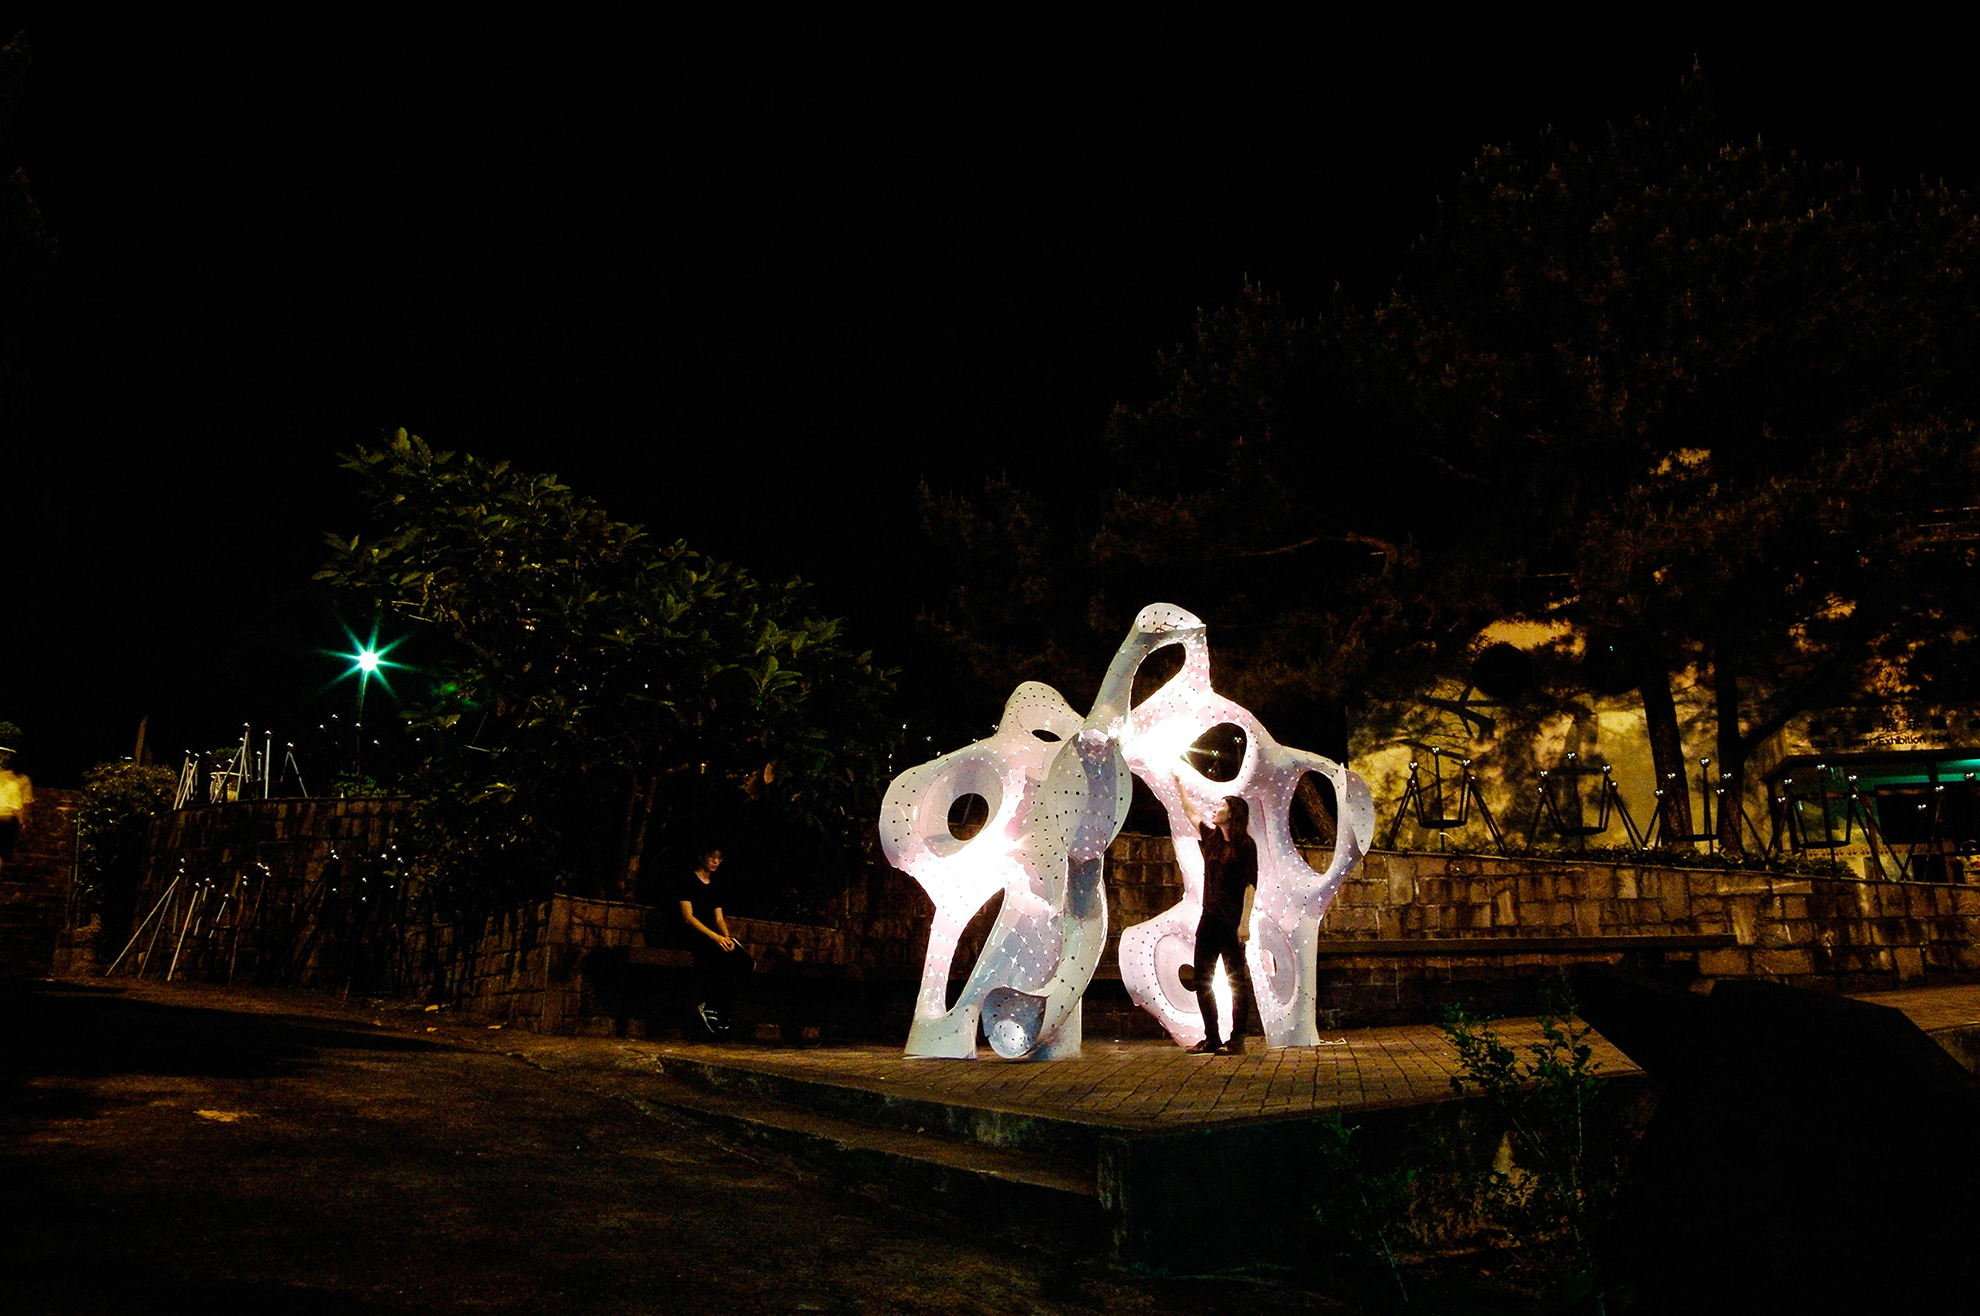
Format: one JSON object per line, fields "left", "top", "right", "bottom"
{"left": 1343, "top": 906, "right": 1382, "bottom": 934}
{"left": 1893, "top": 946, "right": 1926, "bottom": 982}
{"left": 1728, "top": 897, "right": 1760, "bottom": 947}
{"left": 1699, "top": 947, "right": 1751, "bottom": 977}
{"left": 1616, "top": 869, "right": 1638, "bottom": 901}
{"left": 1581, "top": 868, "right": 1616, "bottom": 900}
{"left": 1493, "top": 888, "right": 1516, "bottom": 927}
{"left": 1387, "top": 867, "right": 1415, "bottom": 905}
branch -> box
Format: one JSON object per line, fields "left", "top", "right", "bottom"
{"left": 1735, "top": 655, "right": 1859, "bottom": 760}
{"left": 1227, "top": 531, "right": 1402, "bottom": 560}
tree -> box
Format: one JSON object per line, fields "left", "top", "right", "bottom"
{"left": 1382, "top": 78, "right": 1980, "bottom": 845}
{"left": 922, "top": 69, "right": 1980, "bottom": 851}
{"left": 77, "top": 761, "right": 178, "bottom": 943}
{"left": 318, "top": 431, "right": 896, "bottom": 918}
{"left": 920, "top": 284, "right": 1510, "bottom": 763}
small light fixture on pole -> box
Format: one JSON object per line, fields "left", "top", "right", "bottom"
{"left": 326, "top": 623, "right": 405, "bottom": 786}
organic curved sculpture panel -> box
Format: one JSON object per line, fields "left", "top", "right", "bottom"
{"left": 878, "top": 681, "right": 1131, "bottom": 1059}
{"left": 1112, "top": 605, "right": 1375, "bottom": 1048}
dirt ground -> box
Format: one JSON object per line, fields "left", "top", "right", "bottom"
{"left": 1, "top": 977, "right": 1356, "bottom": 1315}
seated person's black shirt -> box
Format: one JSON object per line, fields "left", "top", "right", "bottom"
{"left": 673, "top": 870, "right": 724, "bottom": 945}
{"left": 1197, "top": 821, "right": 1258, "bottom": 927}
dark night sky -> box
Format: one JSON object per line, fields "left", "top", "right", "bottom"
{"left": 4, "top": 19, "right": 1974, "bottom": 784}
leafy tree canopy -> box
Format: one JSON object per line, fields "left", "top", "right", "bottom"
{"left": 921, "top": 70, "right": 1980, "bottom": 848}
{"left": 318, "top": 431, "right": 896, "bottom": 918}
{"left": 78, "top": 761, "right": 177, "bottom": 903}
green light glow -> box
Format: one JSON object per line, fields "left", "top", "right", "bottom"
{"left": 324, "top": 623, "right": 406, "bottom": 703}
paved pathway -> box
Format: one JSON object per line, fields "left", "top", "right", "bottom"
{"left": 567, "top": 980, "right": 1980, "bottom": 1131}
{"left": 6, "top": 978, "right": 1346, "bottom": 1315}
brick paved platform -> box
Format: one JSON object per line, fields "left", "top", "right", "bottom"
{"left": 628, "top": 979, "right": 1980, "bottom": 1132}
{"left": 648, "top": 1023, "right": 1633, "bottom": 1128}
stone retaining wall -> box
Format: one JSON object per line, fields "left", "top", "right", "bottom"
{"left": 109, "top": 798, "right": 409, "bottom": 987}
{"left": 406, "top": 895, "right": 851, "bottom": 1034}
{"left": 1, "top": 788, "right": 80, "bottom": 975}
{"left": 116, "top": 804, "right": 1979, "bottom": 1033}
{"left": 841, "top": 836, "right": 1980, "bottom": 1029}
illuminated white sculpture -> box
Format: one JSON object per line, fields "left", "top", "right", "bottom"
{"left": 1114, "top": 605, "right": 1376, "bottom": 1049}
{"left": 880, "top": 602, "right": 1373, "bottom": 1058}
{"left": 878, "top": 681, "right": 1131, "bottom": 1059}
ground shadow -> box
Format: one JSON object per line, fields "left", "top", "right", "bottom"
{"left": 0, "top": 979, "right": 443, "bottom": 1123}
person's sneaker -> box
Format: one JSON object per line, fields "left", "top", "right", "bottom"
{"left": 695, "top": 1003, "right": 721, "bottom": 1038}
{"left": 1217, "top": 1037, "right": 1246, "bottom": 1055}
{"left": 1186, "top": 1039, "right": 1219, "bottom": 1054}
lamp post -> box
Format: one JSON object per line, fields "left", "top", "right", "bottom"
{"left": 329, "top": 624, "right": 402, "bottom": 791}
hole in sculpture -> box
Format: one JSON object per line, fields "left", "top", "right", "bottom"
{"left": 1030, "top": 728, "right": 1061, "bottom": 742}
{"left": 1291, "top": 770, "right": 1339, "bottom": 845}
{"left": 1185, "top": 723, "right": 1248, "bottom": 783}
{"left": 946, "top": 793, "right": 990, "bottom": 841}
{"left": 1131, "top": 642, "right": 1185, "bottom": 708}
{"left": 947, "top": 888, "right": 1004, "bottom": 1011}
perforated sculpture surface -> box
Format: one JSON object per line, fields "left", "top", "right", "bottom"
{"left": 879, "top": 603, "right": 1374, "bottom": 1058}
{"left": 1113, "top": 605, "right": 1375, "bottom": 1049}
{"left": 878, "top": 681, "right": 1131, "bottom": 1059}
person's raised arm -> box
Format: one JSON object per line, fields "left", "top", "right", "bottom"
{"left": 1171, "top": 771, "right": 1207, "bottom": 830}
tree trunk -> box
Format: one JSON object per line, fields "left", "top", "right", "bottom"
{"left": 1638, "top": 658, "right": 1694, "bottom": 847}
{"left": 1294, "top": 774, "right": 1338, "bottom": 846}
{"left": 1714, "top": 648, "right": 1748, "bottom": 854}
{"left": 620, "top": 772, "right": 660, "bottom": 901}
{"left": 615, "top": 774, "right": 642, "bottom": 898}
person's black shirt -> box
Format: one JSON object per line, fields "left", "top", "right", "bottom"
{"left": 1197, "top": 821, "right": 1257, "bottom": 926}
{"left": 673, "top": 869, "right": 723, "bottom": 942}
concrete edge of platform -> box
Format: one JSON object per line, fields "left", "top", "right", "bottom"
{"left": 615, "top": 1072, "right": 1108, "bottom": 1255}
{"left": 655, "top": 1054, "right": 1119, "bottom": 1160}
{"left": 1926, "top": 1022, "right": 1980, "bottom": 1071}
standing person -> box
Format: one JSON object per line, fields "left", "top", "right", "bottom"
{"left": 1174, "top": 778, "right": 1258, "bottom": 1055}
{"left": 675, "top": 846, "right": 753, "bottom": 1038}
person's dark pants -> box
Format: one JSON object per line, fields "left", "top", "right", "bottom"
{"left": 692, "top": 942, "right": 754, "bottom": 1018}
{"left": 1193, "top": 914, "right": 1253, "bottom": 1047}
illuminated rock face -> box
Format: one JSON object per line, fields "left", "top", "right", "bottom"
{"left": 1112, "top": 605, "right": 1376, "bottom": 1050}
{"left": 879, "top": 602, "right": 1373, "bottom": 1058}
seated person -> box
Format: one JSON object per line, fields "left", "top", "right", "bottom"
{"left": 675, "top": 846, "right": 753, "bottom": 1038}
